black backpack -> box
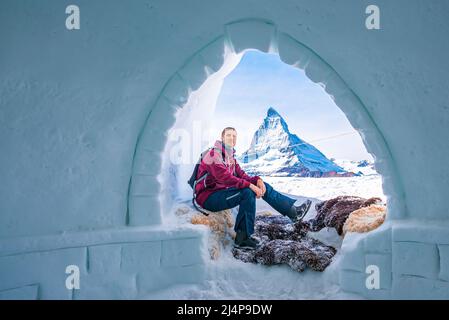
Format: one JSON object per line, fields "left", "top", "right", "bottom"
{"left": 187, "top": 147, "right": 225, "bottom": 216}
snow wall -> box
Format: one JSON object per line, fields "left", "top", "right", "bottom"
{"left": 1, "top": 0, "right": 448, "bottom": 299}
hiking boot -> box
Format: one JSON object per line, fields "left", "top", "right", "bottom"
{"left": 234, "top": 230, "right": 259, "bottom": 249}
{"left": 250, "top": 235, "right": 261, "bottom": 246}
{"left": 286, "top": 199, "right": 312, "bottom": 222}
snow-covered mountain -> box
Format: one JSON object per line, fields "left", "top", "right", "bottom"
{"left": 238, "top": 107, "right": 356, "bottom": 177}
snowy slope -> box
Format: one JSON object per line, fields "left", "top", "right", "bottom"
{"left": 238, "top": 107, "right": 354, "bottom": 177}
{"left": 261, "top": 175, "right": 386, "bottom": 203}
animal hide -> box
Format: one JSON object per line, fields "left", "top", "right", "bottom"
{"left": 232, "top": 212, "right": 337, "bottom": 272}
{"left": 308, "top": 196, "right": 383, "bottom": 235}
{"left": 190, "top": 210, "right": 236, "bottom": 260}
{"left": 175, "top": 205, "right": 236, "bottom": 260}
{"left": 342, "top": 204, "right": 386, "bottom": 235}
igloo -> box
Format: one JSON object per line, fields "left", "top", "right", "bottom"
{"left": 1, "top": 1, "right": 448, "bottom": 300}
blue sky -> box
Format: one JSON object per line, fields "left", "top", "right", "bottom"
{"left": 211, "top": 50, "right": 373, "bottom": 162}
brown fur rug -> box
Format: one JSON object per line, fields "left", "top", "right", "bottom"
{"left": 307, "top": 195, "right": 384, "bottom": 235}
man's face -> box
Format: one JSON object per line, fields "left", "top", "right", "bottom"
{"left": 222, "top": 129, "right": 237, "bottom": 148}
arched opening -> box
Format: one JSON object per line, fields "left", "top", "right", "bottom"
{"left": 125, "top": 19, "right": 408, "bottom": 299}
{"left": 127, "top": 19, "right": 406, "bottom": 228}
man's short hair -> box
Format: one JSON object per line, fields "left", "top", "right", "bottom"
{"left": 221, "top": 127, "right": 236, "bottom": 138}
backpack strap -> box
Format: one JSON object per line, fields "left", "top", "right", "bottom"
{"left": 192, "top": 173, "right": 210, "bottom": 216}
{"left": 190, "top": 146, "right": 226, "bottom": 216}
{"left": 192, "top": 198, "right": 211, "bottom": 216}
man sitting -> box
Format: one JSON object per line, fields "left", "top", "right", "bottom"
{"left": 194, "top": 127, "right": 312, "bottom": 249}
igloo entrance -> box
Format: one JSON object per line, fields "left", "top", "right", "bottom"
{"left": 126, "top": 19, "right": 406, "bottom": 299}
{"left": 128, "top": 19, "right": 404, "bottom": 227}
{"left": 2, "top": 2, "right": 448, "bottom": 301}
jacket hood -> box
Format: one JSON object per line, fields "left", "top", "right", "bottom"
{"left": 214, "top": 140, "right": 235, "bottom": 158}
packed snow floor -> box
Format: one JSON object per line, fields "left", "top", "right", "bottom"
{"left": 143, "top": 174, "right": 383, "bottom": 299}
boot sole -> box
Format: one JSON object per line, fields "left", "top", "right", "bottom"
{"left": 233, "top": 243, "right": 258, "bottom": 250}
{"left": 303, "top": 200, "right": 312, "bottom": 215}
{"left": 296, "top": 200, "right": 312, "bottom": 221}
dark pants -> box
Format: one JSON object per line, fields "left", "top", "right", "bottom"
{"left": 202, "top": 182, "right": 296, "bottom": 236}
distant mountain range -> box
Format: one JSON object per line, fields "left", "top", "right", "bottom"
{"left": 331, "top": 158, "right": 378, "bottom": 176}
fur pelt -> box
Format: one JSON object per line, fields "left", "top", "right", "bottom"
{"left": 308, "top": 196, "right": 383, "bottom": 235}
{"left": 175, "top": 205, "right": 236, "bottom": 260}
{"left": 232, "top": 212, "right": 336, "bottom": 272}
{"left": 342, "top": 204, "right": 386, "bottom": 235}
{"left": 190, "top": 209, "right": 236, "bottom": 260}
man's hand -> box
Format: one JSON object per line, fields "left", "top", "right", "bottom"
{"left": 257, "top": 178, "right": 266, "bottom": 197}
{"left": 249, "top": 184, "right": 263, "bottom": 198}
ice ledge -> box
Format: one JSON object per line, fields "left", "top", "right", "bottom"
{"left": 340, "top": 218, "right": 449, "bottom": 252}
{"left": 392, "top": 219, "right": 449, "bottom": 245}
{"left": 0, "top": 224, "right": 208, "bottom": 257}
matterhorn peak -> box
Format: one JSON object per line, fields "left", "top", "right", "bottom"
{"left": 239, "top": 107, "right": 351, "bottom": 177}
{"left": 267, "top": 106, "right": 281, "bottom": 118}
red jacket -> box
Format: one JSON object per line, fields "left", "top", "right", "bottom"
{"left": 194, "top": 140, "right": 260, "bottom": 207}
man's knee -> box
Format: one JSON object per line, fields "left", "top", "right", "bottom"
{"left": 241, "top": 187, "right": 256, "bottom": 200}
